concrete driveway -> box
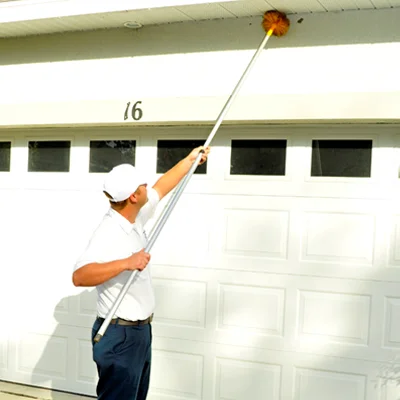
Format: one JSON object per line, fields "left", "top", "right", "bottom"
{"left": 0, "top": 381, "right": 93, "bottom": 400}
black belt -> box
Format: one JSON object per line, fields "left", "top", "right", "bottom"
{"left": 97, "top": 314, "right": 153, "bottom": 326}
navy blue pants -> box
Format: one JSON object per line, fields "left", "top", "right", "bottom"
{"left": 91, "top": 318, "right": 152, "bottom": 400}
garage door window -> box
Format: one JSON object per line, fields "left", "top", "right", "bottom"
{"left": 0, "top": 141, "right": 11, "bottom": 172}
{"left": 89, "top": 140, "right": 136, "bottom": 173}
{"left": 311, "top": 139, "right": 372, "bottom": 177}
{"left": 230, "top": 139, "right": 287, "bottom": 176}
{"left": 28, "top": 140, "right": 71, "bottom": 172}
{"left": 157, "top": 140, "right": 207, "bottom": 174}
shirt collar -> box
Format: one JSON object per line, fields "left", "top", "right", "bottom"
{"left": 108, "top": 208, "right": 135, "bottom": 234}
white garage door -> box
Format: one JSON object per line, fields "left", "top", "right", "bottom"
{"left": 0, "top": 125, "right": 400, "bottom": 400}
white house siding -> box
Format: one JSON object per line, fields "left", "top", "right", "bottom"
{"left": 0, "top": 8, "right": 399, "bottom": 126}
{"left": 0, "top": 6, "right": 400, "bottom": 400}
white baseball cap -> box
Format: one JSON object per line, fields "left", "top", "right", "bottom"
{"left": 103, "top": 164, "right": 147, "bottom": 202}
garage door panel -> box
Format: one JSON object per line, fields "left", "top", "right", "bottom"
{"left": 15, "top": 190, "right": 105, "bottom": 330}
{"left": 300, "top": 211, "right": 375, "bottom": 265}
{"left": 206, "top": 195, "right": 397, "bottom": 282}
{"left": 215, "top": 357, "right": 281, "bottom": 400}
{"left": 153, "top": 278, "right": 206, "bottom": 328}
{"left": 297, "top": 197, "right": 392, "bottom": 274}
{"left": 223, "top": 208, "right": 289, "bottom": 259}
{"left": 152, "top": 266, "right": 288, "bottom": 349}
{"left": 151, "top": 278, "right": 213, "bottom": 344}
{"left": 215, "top": 345, "right": 286, "bottom": 400}
{"left": 150, "top": 194, "right": 213, "bottom": 268}
{"left": 22, "top": 189, "right": 108, "bottom": 246}
{"left": 289, "top": 360, "right": 376, "bottom": 400}
{"left": 53, "top": 289, "right": 97, "bottom": 329}
{"left": 22, "top": 191, "right": 92, "bottom": 263}
{"left": 383, "top": 296, "right": 400, "bottom": 349}
{"left": 215, "top": 342, "right": 386, "bottom": 400}
{"left": 0, "top": 337, "right": 9, "bottom": 372}
{"left": 2, "top": 126, "right": 400, "bottom": 399}
{"left": 153, "top": 265, "right": 400, "bottom": 363}
{"left": 217, "top": 283, "right": 285, "bottom": 336}
{"left": 209, "top": 196, "right": 294, "bottom": 272}
{"left": 10, "top": 326, "right": 386, "bottom": 400}
{"left": 150, "top": 350, "right": 203, "bottom": 400}
{"left": 389, "top": 215, "right": 400, "bottom": 267}
{"left": 382, "top": 383, "right": 400, "bottom": 400}
{"left": 55, "top": 297, "right": 70, "bottom": 314}
{"left": 68, "top": 328, "right": 98, "bottom": 396}
{"left": 7, "top": 324, "right": 96, "bottom": 397}
{"left": 76, "top": 289, "right": 97, "bottom": 322}
{"left": 293, "top": 367, "right": 367, "bottom": 400}
{"left": 76, "top": 339, "right": 97, "bottom": 386}
{"left": 215, "top": 283, "right": 285, "bottom": 351}
{"left": 11, "top": 330, "right": 70, "bottom": 392}
{"left": 17, "top": 332, "right": 68, "bottom": 379}
{"left": 292, "top": 277, "right": 387, "bottom": 361}
{"left": 15, "top": 286, "right": 87, "bottom": 332}
{"left": 297, "top": 290, "right": 371, "bottom": 346}
{"left": 150, "top": 337, "right": 208, "bottom": 400}
{"left": 0, "top": 190, "right": 24, "bottom": 322}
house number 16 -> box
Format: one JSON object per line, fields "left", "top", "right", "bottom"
{"left": 124, "top": 101, "right": 143, "bottom": 121}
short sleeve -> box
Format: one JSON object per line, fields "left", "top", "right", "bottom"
{"left": 73, "top": 225, "right": 114, "bottom": 272}
{"left": 136, "top": 187, "right": 160, "bottom": 226}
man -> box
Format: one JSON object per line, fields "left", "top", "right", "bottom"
{"left": 72, "top": 146, "right": 210, "bottom": 400}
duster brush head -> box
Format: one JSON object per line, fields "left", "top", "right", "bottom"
{"left": 262, "top": 10, "right": 290, "bottom": 37}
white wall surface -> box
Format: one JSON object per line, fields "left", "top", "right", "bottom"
{"left": 1, "top": 124, "right": 400, "bottom": 398}
{"left": 0, "top": 7, "right": 399, "bottom": 127}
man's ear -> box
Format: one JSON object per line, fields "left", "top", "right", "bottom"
{"left": 129, "top": 193, "right": 138, "bottom": 204}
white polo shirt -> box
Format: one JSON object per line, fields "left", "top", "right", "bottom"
{"left": 74, "top": 188, "right": 160, "bottom": 321}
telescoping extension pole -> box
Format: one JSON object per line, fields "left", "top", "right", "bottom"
{"left": 94, "top": 10, "right": 290, "bottom": 343}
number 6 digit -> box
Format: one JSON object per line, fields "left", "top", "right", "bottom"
{"left": 131, "top": 101, "right": 143, "bottom": 121}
